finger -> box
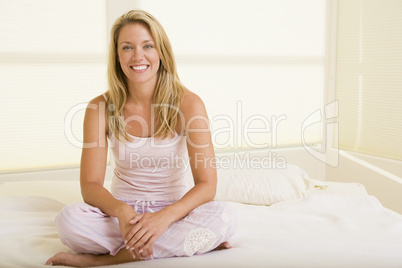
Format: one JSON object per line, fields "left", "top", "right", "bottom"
{"left": 125, "top": 214, "right": 148, "bottom": 243}
{"left": 124, "top": 224, "right": 142, "bottom": 246}
{"left": 138, "top": 247, "right": 148, "bottom": 259}
{"left": 129, "top": 248, "right": 141, "bottom": 260}
{"left": 134, "top": 233, "right": 153, "bottom": 259}
{"left": 128, "top": 248, "right": 136, "bottom": 259}
{"left": 138, "top": 235, "right": 156, "bottom": 251}
{"left": 129, "top": 214, "right": 143, "bottom": 225}
{"left": 148, "top": 246, "right": 154, "bottom": 259}
{"left": 127, "top": 228, "right": 147, "bottom": 250}
{"left": 139, "top": 235, "right": 157, "bottom": 259}
{"left": 126, "top": 240, "right": 143, "bottom": 260}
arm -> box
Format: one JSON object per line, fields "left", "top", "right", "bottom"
{"left": 159, "top": 91, "right": 217, "bottom": 221}
{"left": 80, "top": 95, "right": 138, "bottom": 243}
{"left": 125, "top": 90, "right": 217, "bottom": 258}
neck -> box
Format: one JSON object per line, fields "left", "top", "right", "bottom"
{"left": 126, "top": 79, "right": 156, "bottom": 106}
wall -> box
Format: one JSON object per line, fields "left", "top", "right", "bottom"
{"left": 0, "top": 166, "right": 115, "bottom": 183}
{"left": 216, "top": 147, "right": 326, "bottom": 181}
{"left": 324, "top": 0, "right": 402, "bottom": 215}
{"left": 0, "top": 147, "right": 325, "bottom": 183}
{"left": 326, "top": 151, "right": 402, "bottom": 214}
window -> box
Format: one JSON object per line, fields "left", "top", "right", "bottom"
{"left": 0, "top": 0, "right": 107, "bottom": 172}
{"left": 1, "top": 0, "right": 329, "bottom": 172}
{"left": 138, "top": 0, "right": 327, "bottom": 151}
{"left": 335, "top": 0, "right": 402, "bottom": 160}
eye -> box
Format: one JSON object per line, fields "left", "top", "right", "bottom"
{"left": 122, "top": 46, "right": 132, "bottom": 50}
{"left": 144, "top": 44, "right": 153, "bottom": 49}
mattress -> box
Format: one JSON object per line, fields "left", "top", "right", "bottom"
{"left": 0, "top": 179, "right": 402, "bottom": 268}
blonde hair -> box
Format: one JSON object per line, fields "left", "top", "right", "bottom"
{"left": 106, "top": 10, "right": 184, "bottom": 141}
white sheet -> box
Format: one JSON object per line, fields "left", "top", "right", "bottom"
{"left": 0, "top": 180, "right": 402, "bottom": 268}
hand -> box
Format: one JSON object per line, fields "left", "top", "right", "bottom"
{"left": 124, "top": 210, "right": 171, "bottom": 259}
{"left": 116, "top": 206, "right": 141, "bottom": 259}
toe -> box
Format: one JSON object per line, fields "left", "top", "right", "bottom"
{"left": 45, "top": 257, "right": 54, "bottom": 265}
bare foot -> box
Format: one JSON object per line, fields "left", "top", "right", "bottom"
{"left": 46, "top": 252, "right": 99, "bottom": 267}
{"left": 46, "top": 250, "right": 136, "bottom": 267}
{"left": 214, "top": 241, "right": 232, "bottom": 251}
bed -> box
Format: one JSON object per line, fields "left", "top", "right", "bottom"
{"left": 1, "top": 161, "right": 402, "bottom": 268}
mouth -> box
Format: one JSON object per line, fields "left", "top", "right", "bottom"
{"left": 130, "top": 65, "right": 149, "bottom": 71}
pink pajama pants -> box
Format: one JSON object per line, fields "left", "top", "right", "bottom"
{"left": 55, "top": 200, "right": 237, "bottom": 258}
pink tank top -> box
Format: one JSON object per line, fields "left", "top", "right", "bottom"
{"left": 103, "top": 95, "right": 191, "bottom": 201}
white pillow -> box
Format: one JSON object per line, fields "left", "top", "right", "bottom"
{"left": 214, "top": 164, "right": 309, "bottom": 205}
{"left": 304, "top": 178, "right": 368, "bottom": 196}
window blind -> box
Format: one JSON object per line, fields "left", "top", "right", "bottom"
{"left": 0, "top": 0, "right": 107, "bottom": 172}
{"left": 138, "top": 0, "right": 327, "bottom": 152}
{"left": 1, "top": 0, "right": 328, "bottom": 172}
{"left": 335, "top": 0, "right": 402, "bottom": 160}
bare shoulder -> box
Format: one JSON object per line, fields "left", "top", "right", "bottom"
{"left": 181, "top": 88, "right": 207, "bottom": 118}
{"left": 84, "top": 93, "right": 108, "bottom": 134}
{"left": 89, "top": 93, "right": 108, "bottom": 106}
{"left": 86, "top": 93, "right": 109, "bottom": 115}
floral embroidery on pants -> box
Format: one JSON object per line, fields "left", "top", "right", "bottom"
{"left": 183, "top": 228, "right": 217, "bottom": 256}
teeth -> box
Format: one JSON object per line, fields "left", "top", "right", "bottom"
{"left": 131, "top": 65, "right": 148, "bottom": 70}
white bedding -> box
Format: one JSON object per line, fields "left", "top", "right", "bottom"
{"left": 1, "top": 180, "right": 402, "bottom": 268}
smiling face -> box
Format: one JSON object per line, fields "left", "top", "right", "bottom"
{"left": 117, "top": 23, "right": 160, "bottom": 88}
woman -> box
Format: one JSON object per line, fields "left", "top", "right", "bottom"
{"left": 46, "top": 10, "right": 237, "bottom": 267}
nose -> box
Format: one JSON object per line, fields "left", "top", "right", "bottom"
{"left": 132, "top": 48, "right": 143, "bottom": 61}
